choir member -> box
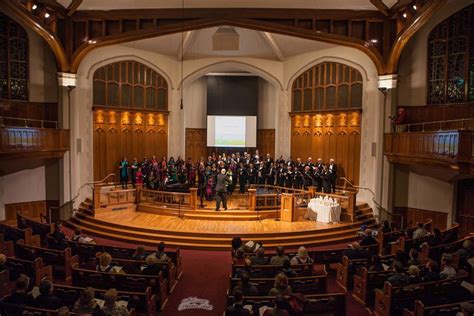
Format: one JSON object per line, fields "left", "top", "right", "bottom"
{"left": 328, "top": 158, "right": 337, "bottom": 193}
{"left": 119, "top": 157, "right": 129, "bottom": 189}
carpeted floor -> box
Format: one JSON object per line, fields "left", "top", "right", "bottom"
{"left": 64, "top": 228, "right": 368, "bottom": 315}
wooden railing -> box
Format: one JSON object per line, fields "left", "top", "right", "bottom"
{"left": 384, "top": 130, "right": 474, "bottom": 172}
{"left": 92, "top": 186, "right": 136, "bottom": 209}
{"left": 0, "top": 127, "right": 69, "bottom": 154}
{"left": 399, "top": 103, "right": 474, "bottom": 125}
{"left": 137, "top": 187, "right": 198, "bottom": 210}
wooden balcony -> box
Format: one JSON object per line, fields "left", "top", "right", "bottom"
{"left": 0, "top": 127, "right": 69, "bottom": 161}
{"left": 384, "top": 130, "right": 474, "bottom": 174}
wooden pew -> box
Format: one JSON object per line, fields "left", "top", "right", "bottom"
{"left": 226, "top": 292, "right": 347, "bottom": 316}
{"left": 420, "top": 234, "right": 474, "bottom": 264}
{"left": 373, "top": 273, "right": 470, "bottom": 316}
{"left": 352, "top": 267, "right": 396, "bottom": 306}
{"left": 16, "top": 213, "right": 53, "bottom": 242}
{"left": 71, "top": 264, "right": 168, "bottom": 310}
{"left": 403, "top": 299, "right": 474, "bottom": 316}
{"left": 0, "top": 270, "right": 10, "bottom": 298}
{"left": 94, "top": 252, "right": 177, "bottom": 294}
{"left": 377, "top": 230, "right": 409, "bottom": 256}
{"left": 0, "top": 234, "right": 14, "bottom": 257}
{"left": 336, "top": 255, "right": 394, "bottom": 290}
{"left": 4, "top": 257, "right": 53, "bottom": 287}
{"left": 231, "top": 262, "right": 316, "bottom": 278}
{"left": 15, "top": 240, "right": 78, "bottom": 282}
{"left": 53, "top": 283, "right": 155, "bottom": 316}
{"left": 2, "top": 305, "right": 135, "bottom": 316}
{"left": 47, "top": 236, "right": 183, "bottom": 280}
{"left": 0, "top": 223, "right": 40, "bottom": 247}
{"left": 229, "top": 273, "right": 327, "bottom": 296}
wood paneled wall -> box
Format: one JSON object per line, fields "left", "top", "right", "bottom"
{"left": 4, "top": 200, "right": 58, "bottom": 223}
{"left": 456, "top": 179, "right": 474, "bottom": 234}
{"left": 93, "top": 108, "right": 168, "bottom": 181}
{"left": 184, "top": 128, "right": 276, "bottom": 162}
{"left": 257, "top": 129, "right": 275, "bottom": 159}
{"left": 290, "top": 111, "right": 361, "bottom": 185}
{"left": 394, "top": 206, "right": 448, "bottom": 230}
{"left": 0, "top": 100, "right": 58, "bottom": 127}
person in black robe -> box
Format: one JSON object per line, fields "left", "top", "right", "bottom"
{"left": 247, "top": 164, "right": 257, "bottom": 185}
{"left": 321, "top": 166, "right": 331, "bottom": 193}
{"left": 266, "top": 162, "right": 276, "bottom": 186}
{"left": 238, "top": 163, "right": 248, "bottom": 193}
{"left": 328, "top": 158, "right": 338, "bottom": 193}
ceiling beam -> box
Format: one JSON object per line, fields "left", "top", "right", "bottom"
{"left": 176, "top": 31, "right": 195, "bottom": 60}
{"left": 67, "top": 0, "right": 83, "bottom": 16}
{"left": 390, "top": 0, "right": 413, "bottom": 16}
{"left": 370, "top": 0, "right": 390, "bottom": 16}
{"left": 259, "top": 32, "right": 284, "bottom": 61}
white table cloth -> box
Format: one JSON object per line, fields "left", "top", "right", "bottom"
{"left": 306, "top": 198, "right": 341, "bottom": 223}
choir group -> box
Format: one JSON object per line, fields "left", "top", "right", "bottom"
{"left": 118, "top": 150, "right": 338, "bottom": 200}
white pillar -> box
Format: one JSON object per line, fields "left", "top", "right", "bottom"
{"left": 168, "top": 88, "right": 185, "bottom": 158}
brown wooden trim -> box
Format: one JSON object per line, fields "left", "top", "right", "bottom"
{"left": 0, "top": 1, "right": 69, "bottom": 72}
{"left": 67, "top": 0, "right": 83, "bottom": 16}
{"left": 394, "top": 206, "right": 448, "bottom": 230}
{"left": 70, "top": 17, "right": 386, "bottom": 74}
{"left": 92, "top": 105, "right": 170, "bottom": 114}
{"left": 387, "top": 0, "right": 446, "bottom": 73}
{"left": 289, "top": 108, "right": 362, "bottom": 115}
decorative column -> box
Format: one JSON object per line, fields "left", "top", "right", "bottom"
{"left": 57, "top": 72, "right": 77, "bottom": 220}
{"left": 248, "top": 188, "right": 257, "bottom": 211}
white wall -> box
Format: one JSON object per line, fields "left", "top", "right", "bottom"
{"left": 257, "top": 78, "right": 276, "bottom": 129}
{"left": 27, "top": 28, "right": 58, "bottom": 103}
{"left": 1, "top": 166, "right": 46, "bottom": 203}
{"left": 184, "top": 77, "right": 207, "bottom": 129}
{"left": 397, "top": 0, "right": 472, "bottom": 106}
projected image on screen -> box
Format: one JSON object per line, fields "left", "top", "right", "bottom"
{"left": 215, "top": 116, "right": 246, "bottom": 147}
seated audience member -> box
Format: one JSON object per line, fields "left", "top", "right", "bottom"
{"left": 343, "top": 242, "right": 369, "bottom": 260}
{"left": 227, "top": 290, "right": 251, "bottom": 316}
{"left": 381, "top": 220, "right": 392, "bottom": 234}
{"left": 72, "top": 287, "right": 101, "bottom": 315}
{"left": 440, "top": 254, "right": 457, "bottom": 279}
{"left": 387, "top": 261, "right": 410, "bottom": 286}
{"left": 269, "top": 273, "right": 292, "bottom": 296}
{"left": 442, "top": 226, "right": 458, "bottom": 244}
{"left": 232, "top": 272, "right": 258, "bottom": 296}
{"left": 407, "top": 265, "right": 421, "bottom": 284}
{"left": 250, "top": 247, "right": 268, "bottom": 265}
{"left": 0, "top": 254, "right": 6, "bottom": 272}
{"left": 96, "top": 252, "right": 115, "bottom": 273}
{"left": 455, "top": 239, "right": 473, "bottom": 268}
{"left": 428, "top": 228, "right": 442, "bottom": 247}
{"left": 394, "top": 250, "right": 408, "bottom": 267}
{"left": 421, "top": 259, "right": 440, "bottom": 282}
{"left": 233, "top": 247, "right": 248, "bottom": 265}
{"left": 281, "top": 259, "right": 297, "bottom": 278}
{"left": 57, "top": 306, "right": 70, "bottom": 316}
{"left": 359, "top": 229, "right": 378, "bottom": 246}
{"left": 263, "top": 295, "right": 290, "bottom": 316}
{"left": 51, "top": 222, "right": 68, "bottom": 243}
{"left": 368, "top": 254, "right": 384, "bottom": 272}
{"left": 270, "top": 247, "right": 289, "bottom": 265}
{"left": 231, "top": 237, "right": 243, "bottom": 258}
{"left": 412, "top": 222, "right": 429, "bottom": 240}
{"left": 33, "top": 279, "right": 64, "bottom": 310}
{"left": 71, "top": 228, "right": 94, "bottom": 244}
{"left": 153, "top": 242, "right": 169, "bottom": 262}
{"left": 408, "top": 249, "right": 421, "bottom": 266}
{"left": 142, "top": 254, "right": 162, "bottom": 276}
{"left": 101, "top": 289, "right": 128, "bottom": 316}
{"left": 3, "top": 275, "right": 34, "bottom": 306}
{"left": 290, "top": 246, "right": 313, "bottom": 265}
{"left": 132, "top": 245, "right": 146, "bottom": 261}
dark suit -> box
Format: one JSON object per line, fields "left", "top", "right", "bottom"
{"left": 33, "top": 294, "right": 64, "bottom": 310}
{"left": 328, "top": 163, "right": 337, "bottom": 193}
{"left": 215, "top": 173, "right": 228, "bottom": 210}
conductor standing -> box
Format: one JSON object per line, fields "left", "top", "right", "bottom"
{"left": 215, "top": 168, "right": 229, "bottom": 211}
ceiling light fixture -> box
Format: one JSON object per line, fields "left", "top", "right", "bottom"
{"left": 370, "top": 39, "right": 378, "bottom": 44}
{"left": 32, "top": 4, "right": 38, "bottom": 10}
{"left": 402, "top": 12, "right": 407, "bottom": 18}
{"left": 44, "top": 12, "right": 50, "bottom": 18}
{"left": 412, "top": 5, "right": 417, "bottom": 10}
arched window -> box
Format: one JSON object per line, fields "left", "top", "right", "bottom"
{"left": 427, "top": 5, "right": 474, "bottom": 104}
{"left": 0, "top": 13, "right": 29, "bottom": 101}
{"left": 292, "top": 62, "right": 363, "bottom": 112}
{"left": 93, "top": 61, "right": 168, "bottom": 110}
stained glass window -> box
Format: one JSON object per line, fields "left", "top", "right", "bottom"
{"left": 291, "top": 62, "right": 363, "bottom": 112}
{"left": 427, "top": 5, "right": 473, "bottom": 104}
{"left": 93, "top": 60, "right": 168, "bottom": 110}
{"left": 0, "top": 13, "right": 28, "bottom": 101}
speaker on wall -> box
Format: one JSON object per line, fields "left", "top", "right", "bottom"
{"left": 371, "top": 142, "right": 377, "bottom": 157}
{"left": 76, "top": 138, "right": 82, "bottom": 153}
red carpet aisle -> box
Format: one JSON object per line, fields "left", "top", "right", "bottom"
{"left": 64, "top": 228, "right": 367, "bottom": 315}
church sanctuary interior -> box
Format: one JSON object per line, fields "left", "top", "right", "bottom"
{"left": 1, "top": 0, "right": 474, "bottom": 315}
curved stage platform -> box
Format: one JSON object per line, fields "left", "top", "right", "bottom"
{"left": 68, "top": 193, "right": 376, "bottom": 250}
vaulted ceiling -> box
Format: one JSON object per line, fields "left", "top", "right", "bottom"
{"left": 121, "top": 27, "right": 336, "bottom": 61}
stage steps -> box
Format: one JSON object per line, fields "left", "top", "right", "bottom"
{"left": 66, "top": 202, "right": 377, "bottom": 250}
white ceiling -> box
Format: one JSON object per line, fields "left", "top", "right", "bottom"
{"left": 58, "top": 0, "right": 381, "bottom": 10}
{"left": 120, "top": 27, "right": 336, "bottom": 61}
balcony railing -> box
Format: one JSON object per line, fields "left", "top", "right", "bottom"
{"left": 384, "top": 130, "right": 474, "bottom": 173}
{"left": 0, "top": 116, "right": 59, "bottom": 129}
{"left": 0, "top": 127, "right": 69, "bottom": 154}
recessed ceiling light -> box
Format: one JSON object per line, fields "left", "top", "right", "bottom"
{"left": 44, "top": 12, "right": 50, "bottom": 18}
{"left": 32, "top": 4, "right": 38, "bottom": 10}
{"left": 412, "top": 5, "right": 417, "bottom": 10}
{"left": 402, "top": 12, "right": 407, "bottom": 18}
{"left": 370, "top": 39, "right": 378, "bottom": 44}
